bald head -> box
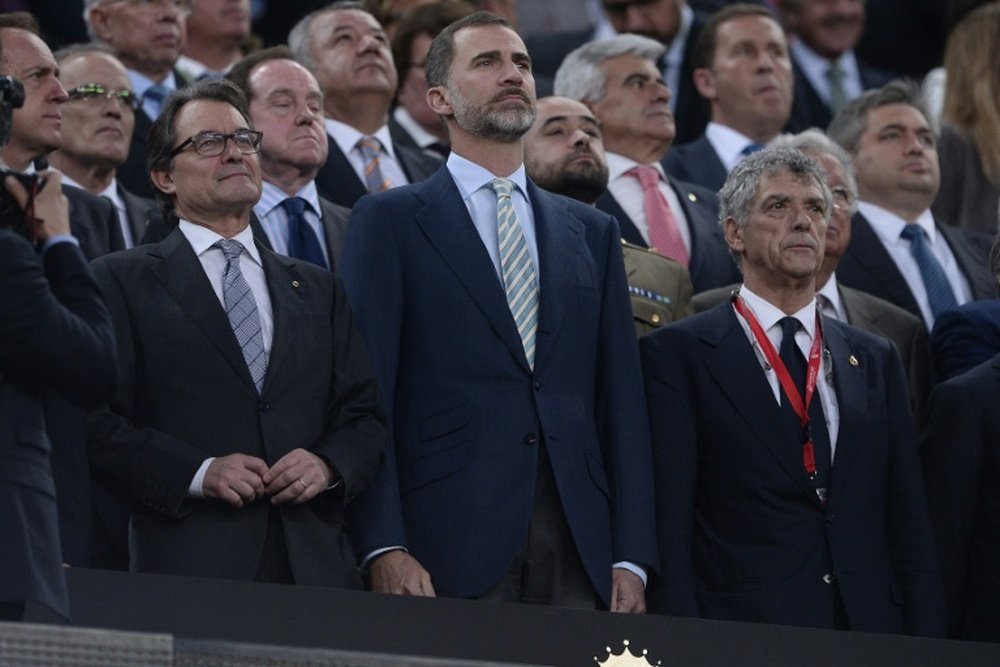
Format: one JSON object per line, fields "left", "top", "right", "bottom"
{"left": 524, "top": 97, "right": 609, "bottom": 204}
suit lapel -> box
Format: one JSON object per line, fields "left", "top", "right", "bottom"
{"left": 318, "top": 197, "right": 349, "bottom": 272}
{"left": 701, "top": 304, "right": 828, "bottom": 505}
{"left": 531, "top": 183, "right": 580, "bottom": 367}
{"left": 316, "top": 135, "right": 368, "bottom": 208}
{"left": 846, "top": 213, "right": 920, "bottom": 315}
{"left": 248, "top": 213, "right": 274, "bottom": 252}
{"left": 259, "top": 248, "right": 303, "bottom": 391}
{"left": 118, "top": 187, "right": 151, "bottom": 246}
{"left": 596, "top": 192, "right": 645, "bottom": 246}
{"left": 823, "top": 318, "right": 869, "bottom": 505}
{"left": 939, "top": 223, "right": 994, "bottom": 300}
{"left": 413, "top": 170, "right": 530, "bottom": 371}
{"left": 149, "top": 230, "right": 258, "bottom": 394}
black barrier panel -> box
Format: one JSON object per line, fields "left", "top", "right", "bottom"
{"left": 66, "top": 569, "right": 1000, "bottom": 667}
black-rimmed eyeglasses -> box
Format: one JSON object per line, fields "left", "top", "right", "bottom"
{"left": 169, "top": 130, "right": 264, "bottom": 158}
{"left": 66, "top": 83, "right": 141, "bottom": 111}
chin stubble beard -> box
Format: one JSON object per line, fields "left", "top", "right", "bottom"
{"left": 452, "top": 91, "right": 537, "bottom": 143}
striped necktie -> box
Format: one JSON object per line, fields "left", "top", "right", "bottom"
{"left": 491, "top": 178, "right": 539, "bottom": 369}
{"left": 215, "top": 239, "right": 267, "bottom": 393}
{"left": 356, "top": 136, "right": 392, "bottom": 192}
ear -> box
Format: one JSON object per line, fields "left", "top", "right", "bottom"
{"left": 149, "top": 167, "right": 176, "bottom": 198}
{"left": 425, "top": 84, "right": 452, "bottom": 117}
{"left": 87, "top": 4, "right": 114, "bottom": 42}
{"left": 692, "top": 67, "right": 716, "bottom": 101}
{"left": 724, "top": 217, "right": 744, "bottom": 254}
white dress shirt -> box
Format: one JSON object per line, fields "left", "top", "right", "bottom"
{"left": 790, "top": 39, "right": 864, "bottom": 110}
{"left": 59, "top": 173, "right": 135, "bottom": 248}
{"left": 733, "top": 286, "right": 841, "bottom": 461}
{"left": 705, "top": 122, "right": 764, "bottom": 174}
{"left": 180, "top": 220, "right": 274, "bottom": 496}
{"left": 253, "top": 180, "right": 330, "bottom": 266}
{"left": 605, "top": 152, "right": 692, "bottom": 252}
{"left": 816, "top": 273, "right": 846, "bottom": 323}
{"left": 857, "top": 201, "right": 972, "bottom": 330}
{"left": 324, "top": 117, "right": 409, "bottom": 189}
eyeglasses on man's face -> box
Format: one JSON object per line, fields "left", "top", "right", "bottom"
{"left": 169, "top": 129, "right": 264, "bottom": 158}
{"left": 65, "top": 83, "right": 141, "bottom": 111}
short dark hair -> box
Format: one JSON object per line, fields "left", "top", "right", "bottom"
{"left": 147, "top": 79, "right": 252, "bottom": 218}
{"left": 425, "top": 11, "right": 510, "bottom": 89}
{"left": 0, "top": 12, "right": 40, "bottom": 69}
{"left": 691, "top": 3, "right": 777, "bottom": 71}
{"left": 226, "top": 45, "right": 297, "bottom": 103}
{"left": 392, "top": 1, "right": 474, "bottom": 88}
{"left": 827, "top": 79, "right": 929, "bottom": 155}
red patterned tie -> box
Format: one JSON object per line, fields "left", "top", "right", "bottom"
{"left": 628, "top": 165, "right": 689, "bottom": 266}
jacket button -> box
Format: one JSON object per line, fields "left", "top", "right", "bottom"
{"left": 259, "top": 401, "right": 269, "bottom": 413}
{"left": 523, "top": 434, "right": 537, "bottom": 445}
{"left": 822, "top": 572, "right": 837, "bottom": 584}
{"left": 533, "top": 380, "right": 541, "bottom": 390}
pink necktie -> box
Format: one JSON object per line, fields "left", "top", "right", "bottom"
{"left": 628, "top": 165, "right": 689, "bottom": 266}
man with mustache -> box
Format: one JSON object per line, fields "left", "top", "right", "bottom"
{"left": 662, "top": 4, "right": 794, "bottom": 194}
{"left": 340, "top": 11, "right": 657, "bottom": 611}
{"left": 829, "top": 81, "right": 994, "bottom": 332}
{"left": 778, "top": 0, "right": 893, "bottom": 133}
{"left": 523, "top": 95, "right": 694, "bottom": 336}
{"left": 288, "top": 2, "right": 441, "bottom": 208}
{"left": 85, "top": 79, "right": 386, "bottom": 586}
{"left": 555, "top": 33, "right": 739, "bottom": 293}
{"left": 84, "top": 0, "right": 192, "bottom": 198}
{"left": 641, "top": 146, "right": 946, "bottom": 634}
{"left": 226, "top": 46, "right": 352, "bottom": 272}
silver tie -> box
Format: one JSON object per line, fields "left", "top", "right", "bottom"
{"left": 491, "top": 178, "right": 539, "bottom": 369}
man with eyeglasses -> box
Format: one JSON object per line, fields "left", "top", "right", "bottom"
{"left": 86, "top": 79, "right": 387, "bottom": 586}
{"left": 84, "top": 0, "right": 193, "bottom": 199}
{"left": 49, "top": 44, "right": 161, "bottom": 250}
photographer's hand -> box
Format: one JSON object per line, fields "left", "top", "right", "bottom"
{"left": 4, "top": 171, "right": 70, "bottom": 241}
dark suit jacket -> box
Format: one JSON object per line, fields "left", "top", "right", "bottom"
{"left": 836, "top": 212, "right": 995, "bottom": 327}
{"left": 0, "top": 231, "right": 116, "bottom": 618}
{"left": 596, "top": 178, "right": 740, "bottom": 293}
{"left": 921, "top": 353, "right": 1000, "bottom": 640}
{"left": 63, "top": 185, "right": 126, "bottom": 259}
{"left": 86, "top": 229, "right": 386, "bottom": 586}
{"left": 786, "top": 55, "right": 895, "bottom": 134}
{"left": 930, "top": 300, "right": 1000, "bottom": 382}
{"left": 340, "top": 168, "right": 658, "bottom": 606}
{"left": 661, "top": 135, "right": 728, "bottom": 194}
{"left": 641, "top": 302, "right": 945, "bottom": 635}
{"left": 314, "top": 133, "right": 441, "bottom": 209}
{"left": 119, "top": 184, "right": 161, "bottom": 248}
{"left": 692, "top": 282, "right": 932, "bottom": 424}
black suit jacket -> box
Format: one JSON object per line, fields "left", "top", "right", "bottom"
{"left": 930, "top": 299, "right": 1000, "bottom": 382}
{"left": 921, "top": 353, "right": 1000, "bottom": 640}
{"left": 63, "top": 185, "right": 126, "bottom": 259}
{"left": 0, "top": 231, "right": 116, "bottom": 618}
{"left": 785, "top": 55, "right": 895, "bottom": 134}
{"left": 314, "top": 133, "right": 441, "bottom": 209}
{"left": 86, "top": 229, "right": 386, "bottom": 586}
{"left": 836, "top": 212, "right": 995, "bottom": 328}
{"left": 596, "top": 178, "right": 740, "bottom": 293}
{"left": 641, "top": 302, "right": 946, "bottom": 635}
{"left": 661, "top": 135, "right": 728, "bottom": 194}
{"left": 118, "top": 184, "right": 161, "bottom": 248}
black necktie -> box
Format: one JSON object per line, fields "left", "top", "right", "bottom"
{"left": 778, "top": 317, "right": 831, "bottom": 495}
{"left": 280, "top": 197, "right": 328, "bottom": 270}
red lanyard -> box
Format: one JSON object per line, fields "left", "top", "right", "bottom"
{"left": 732, "top": 297, "right": 823, "bottom": 478}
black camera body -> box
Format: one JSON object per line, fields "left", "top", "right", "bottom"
{"left": 0, "top": 75, "right": 39, "bottom": 241}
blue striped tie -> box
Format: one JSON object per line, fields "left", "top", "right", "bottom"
{"left": 491, "top": 178, "right": 539, "bottom": 369}
{"left": 899, "top": 224, "right": 958, "bottom": 319}
{"left": 216, "top": 239, "right": 267, "bottom": 393}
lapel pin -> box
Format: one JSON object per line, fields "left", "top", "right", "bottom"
{"left": 848, "top": 355, "right": 859, "bottom": 367}
{"left": 291, "top": 280, "right": 300, "bottom": 288}
{"left": 687, "top": 193, "right": 697, "bottom": 202}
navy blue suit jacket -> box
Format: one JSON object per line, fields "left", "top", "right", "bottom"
{"left": 661, "top": 135, "right": 728, "bottom": 194}
{"left": 930, "top": 300, "right": 1000, "bottom": 381}
{"left": 595, "top": 178, "right": 739, "bottom": 293}
{"left": 786, "top": 56, "right": 895, "bottom": 134}
{"left": 640, "top": 302, "right": 945, "bottom": 635}
{"left": 836, "top": 212, "right": 995, "bottom": 329}
{"left": 340, "top": 167, "right": 658, "bottom": 605}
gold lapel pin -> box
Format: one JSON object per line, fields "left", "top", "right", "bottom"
{"left": 291, "top": 280, "right": 300, "bottom": 288}
{"left": 848, "top": 355, "right": 859, "bottom": 367}
{"left": 687, "top": 193, "right": 697, "bottom": 203}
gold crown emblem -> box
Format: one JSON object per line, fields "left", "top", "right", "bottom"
{"left": 594, "top": 639, "right": 660, "bottom": 666}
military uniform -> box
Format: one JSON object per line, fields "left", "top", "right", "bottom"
{"left": 621, "top": 240, "right": 694, "bottom": 338}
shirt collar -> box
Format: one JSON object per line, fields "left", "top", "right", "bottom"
{"left": 178, "top": 219, "right": 262, "bottom": 267}
{"left": 857, "top": 200, "right": 938, "bottom": 246}
{"left": 705, "top": 122, "right": 758, "bottom": 171}
{"left": 739, "top": 284, "right": 818, "bottom": 341}
{"left": 392, "top": 106, "right": 441, "bottom": 149}
{"left": 815, "top": 272, "right": 845, "bottom": 322}
{"left": 127, "top": 69, "right": 178, "bottom": 96}
{"left": 324, "top": 117, "right": 398, "bottom": 161}
{"left": 790, "top": 38, "right": 858, "bottom": 82}
{"left": 445, "top": 151, "right": 529, "bottom": 204}
{"left": 605, "top": 151, "right": 667, "bottom": 182}
{"left": 255, "top": 179, "right": 321, "bottom": 218}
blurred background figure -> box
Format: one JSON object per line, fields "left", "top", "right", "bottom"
{"left": 177, "top": 0, "right": 255, "bottom": 80}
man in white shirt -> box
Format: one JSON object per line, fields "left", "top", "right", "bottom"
{"left": 662, "top": 4, "right": 794, "bottom": 193}
{"left": 555, "top": 33, "right": 738, "bottom": 292}
{"left": 829, "top": 80, "right": 994, "bottom": 331}
{"left": 288, "top": 1, "right": 440, "bottom": 208}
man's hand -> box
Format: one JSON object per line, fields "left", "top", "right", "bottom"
{"left": 610, "top": 568, "right": 646, "bottom": 614}
{"left": 263, "top": 448, "right": 335, "bottom": 504}
{"left": 370, "top": 550, "right": 436, "bottom": 596}
{"left": 4, "top": 172, "right": 70, "bottom": 240}
{"left": 203, "top": 453, "right": 269, "bottom": 508}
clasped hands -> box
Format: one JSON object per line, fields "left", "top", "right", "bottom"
{"left": 202, "top": 448, "right": 334, "bottom": 508}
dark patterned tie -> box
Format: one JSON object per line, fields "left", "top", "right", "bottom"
{"left": 216, "top": 239, "right": 266, "bottom": 393}
{"left": 280, "top": 197, "right": 328, "bottom": 269}
{"left": 899, "top": 224, "right": 958, "bottom": 319}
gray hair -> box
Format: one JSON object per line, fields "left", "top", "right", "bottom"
{"left": 553, "top": 34, "right": 665, "bottom": 103}
{"left": 720, "top": 146, "right": 832, "bottom": 267}
{"left": 827, "top": 79, "right": 930, "bottom": 154}
{"left": 771, "top": 128, "right": 858, "bottom": 212}
{"left": 82, "top": 0, "right": 107, "bottom": 41}
{"left": 288, "top": 1, "right": 368, "bottom": 74}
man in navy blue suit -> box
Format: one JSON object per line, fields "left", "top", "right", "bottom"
{"left": 641, "top": 146, "right": 945, "bottom": 634}
{"left": 341, "top": 11, "right": 657, "bottom": 612}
